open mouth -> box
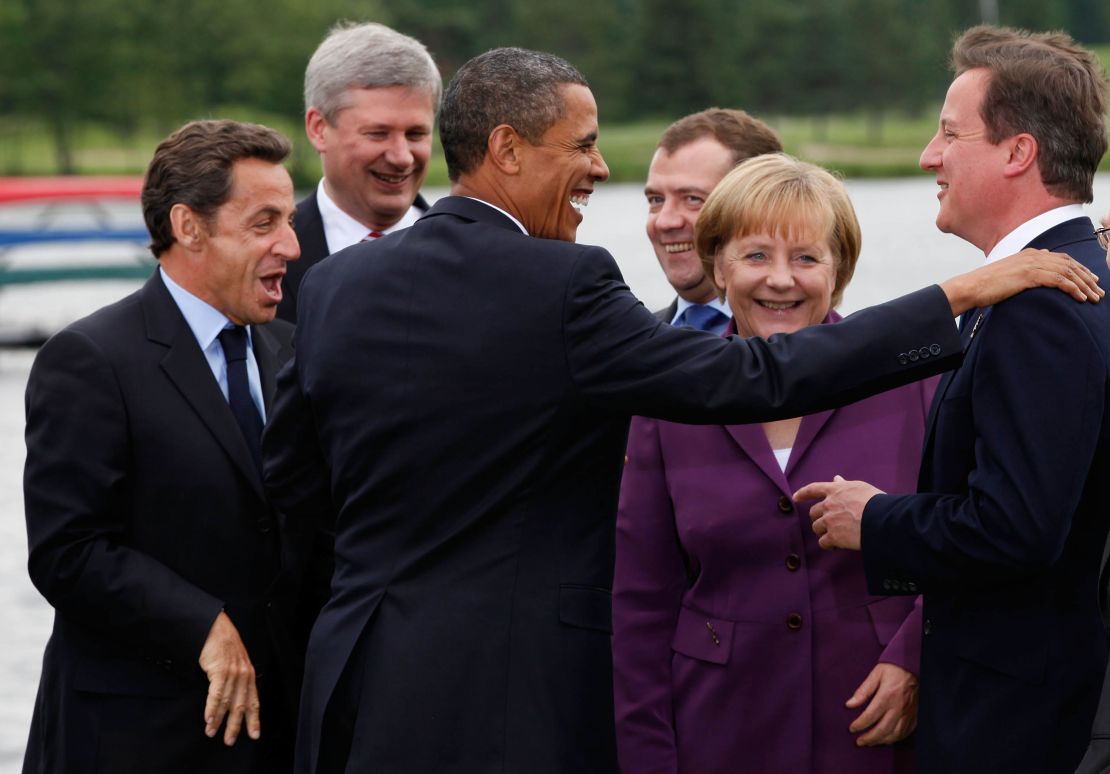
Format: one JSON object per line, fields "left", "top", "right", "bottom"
{"left": 663, "top": 242, "right": 694, "bottom": 254}
{"left": 756, "top": 300, "right": 802, "bottom": 311}
{"left": 372, "top": 170, "right": 410, "bottom": 185}
{"left": 570, "top": 192, "right": 591, "bottom": 214}
{"left": 259, "top": 272, "right": 285, "bottom": 302}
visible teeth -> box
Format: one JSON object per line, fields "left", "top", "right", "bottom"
{"left": 664, "top": 242, "right": 693, "bottom": 253}
{"left": 375, "top": 172, "right": 406, "bottom": 183}
{"left": 758, "top": 301, "right": 798, "bottom": 310}
{"left": 570, "top": 193, "right": 590, "bottom": 213}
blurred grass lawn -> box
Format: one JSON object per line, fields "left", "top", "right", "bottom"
{"left": 3, "top": 45, "right": 1109, "bottom": 186}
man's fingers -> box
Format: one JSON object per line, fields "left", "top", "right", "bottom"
{"left": 849, "top": 699, "right": 884, "bottom": 734}
{"left": 222, "top": 662, "right": 255, "bottom": 746}
{"left": 794, "top": 481, "right": 834, "bottom": 503}
{"left": 246, "top": 674, "right": 262, "bottom": 741}
{"left": 205, "top": 675, "right": 228, "bottom": 738}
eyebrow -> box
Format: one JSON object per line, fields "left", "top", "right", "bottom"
{"left": 576, "top": 131, "right": 599, "bottom": 146}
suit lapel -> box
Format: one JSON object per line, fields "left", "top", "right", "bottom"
{"left": 723, "top": 423, "right": 792, "bottom": 496}
{"left": 785, "top": 409, "right": 835, "bottom": 477}
{"left": 142, "top": 274, "right": 265, "bottom": 498}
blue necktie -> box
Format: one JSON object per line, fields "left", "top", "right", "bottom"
{"left": 218, "top": 326, "right": 263, "bottom": 471}
{"left": 677, "top": 304, "right": 727, "bottom": 333}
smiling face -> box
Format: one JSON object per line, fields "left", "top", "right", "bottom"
{"left": 196, "top": 158, "right": 299, "bottom": 325}
{"left": 308, "top": 85, "right": 434, "bottom": 231}
{"left": 713, "top": 229, "right": 837, "bottom": 339}
{"left": 514, "top": 84, "right": 610, "bottom": 242}
{"left": 645, "top": 137, "right": 734, "bottom": 303}
{"left": 919, "top": 68, "right": 1012, "bottom": 252}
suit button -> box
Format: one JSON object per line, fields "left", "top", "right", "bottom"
{"left": 882, "top": 579, "right": 893, "bottom": 591}
{"left": 908, "top": 350, "right": 919, "bottom": 362}
{"left": 785, "top": 553, "right": 801, "bottom": 571}
{"left": 777, "top": 495, "right": 793, "bottom": 513}
{"left": 918, "top": 347, "right": 930, "bottom": 359}
{"left": 907, "top": 582, "right": 918, "bottom": 592}
{"left": 257, "top": 517, "right": 273, "bottom": 534}
{"left": 897, "top": 353, "right": 908, "bottom": 365}
{"left": 930, "top": 344, "right": 941, "bottom": 355}
{"left": 786, "top": 613, "right": 803, "bottom": 631}
{"left": 923, "top": 618, "right": 933, "bottom": 635}
{"left": 624, "top": 454, "right": 629, "bottom": 465}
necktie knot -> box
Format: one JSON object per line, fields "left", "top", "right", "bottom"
{"left": 360, "top": 230, "right": 384, "bottom": 242}
{"left": 678, "top": 304, "right": 726, "bottom": 332}
{"left": 218, "top": 326, "right": 249, "bottom": 363}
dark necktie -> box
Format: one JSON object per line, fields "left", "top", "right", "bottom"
{"left": 677, "top": 304, "right": 727, "bottom": 333}
{"left": 218, "top": 326, "right": 263, "bottom": 470}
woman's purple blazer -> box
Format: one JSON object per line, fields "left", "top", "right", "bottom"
{"left": 613, "top": 314, "right": 937, "bottom": 773}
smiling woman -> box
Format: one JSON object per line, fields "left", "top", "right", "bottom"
{"left": 612, "top": 152, "right": 933, "bottom": 774}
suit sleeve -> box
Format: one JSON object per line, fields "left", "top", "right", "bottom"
{"left": 561, "top": 248, "right": 962, "bottom": 424}
{"left": 612, "top": 417, "right": 685, "bottom": 774}
{"left": 862, "top": 289, "right": 1106, "bottom": 592}
{"left": 877, "top": 596, "right": 923, "bottom": 673}
{"left": 24, "top": 328, "right": 223, "bottom": 665}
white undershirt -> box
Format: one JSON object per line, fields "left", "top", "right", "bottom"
{"left": 772, "top": 446, "right": 792, "bottom": 472}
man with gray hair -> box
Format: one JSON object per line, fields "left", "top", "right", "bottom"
{"left": 276, "top": 21, "right": 440, "bottom": 323}
{"left": 264, "top": 45, "right": 1101, "bottom": 774}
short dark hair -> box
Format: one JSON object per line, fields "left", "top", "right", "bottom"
{"left": 439, "top": 47, "right": 588, "bottom": 181}
{"left": 952, "top": 25, "right": 1108, "bottom": 202}
{"left": 142, "top": 120, "right": 292, "bottom": 257}
{"left": 658, "top": 108, "right": 782, "bottom": 165}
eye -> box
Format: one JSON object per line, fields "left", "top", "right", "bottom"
{"left": 363, "top": 131, "right": 389, "bottom": 140}
{"left": 684, "top": 195, "right": 705, "bottom": 208}
{"left": 646, "top": 194, "right": 663, "bottom": 210}
{"left": 744, "top": 251, "right": 767, "bottom": 262}
{"left": 796, "top": 254, "right": 819, "bottom": 264}
{"left": 406, "top": 130, "right": 430, "bottom": 142}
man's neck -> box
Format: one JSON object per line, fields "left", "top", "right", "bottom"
{"left": 974, "top": 194, "right": 1077, "bottom": 255}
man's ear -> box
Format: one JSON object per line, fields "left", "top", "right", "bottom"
{"left": 169, "top": 204, "right": 206, "bottom": 252}
{"left": 487, "top": 124, "right": 524, "bottom": 176}
{"left": 305, "top": 107, "right": 330, "bottom": 154}
{"left": 1002, "top": 133, "right": 1038, "bottom": 178}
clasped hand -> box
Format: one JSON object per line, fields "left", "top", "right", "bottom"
{"left": 794, "top": 475, "right": 883, "bottom": 551}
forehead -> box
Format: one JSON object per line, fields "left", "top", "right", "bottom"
{"left": 544, "top": 84, "right": 598, "bottom": 137}
{"left": 221, "top": 158, "right": 294, "bottom": 216}
{"left": 942, "top": 68, "right": 989, "bottom": 123}
{"left": 334, "top": 85, "right": 436, "bottom": 125}
{"left": 648, "top": 137, "right": 734, "bottom": 189}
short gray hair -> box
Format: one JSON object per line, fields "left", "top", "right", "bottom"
{"left": 439, "top": 47, "right": 589, "bottom": 182}
{"left": 304, "top": 22, "right": 441, "bottom": 123}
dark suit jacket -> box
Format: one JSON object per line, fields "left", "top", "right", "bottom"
{"left": 263, "top": 195, "right": 963, "bottom": 774}
{"left": 23, "top": 272, "right": 299, "bottom": 774}
{"left": 862, "top": 217, "right": 1110, "bottom": 774}
{"left": 277, "top": 188, "right": 430, "bottom": 323}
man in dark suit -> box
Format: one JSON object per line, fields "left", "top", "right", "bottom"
{"left": 800, "top": 26, "right": 1110, "bottom": 774}
{"left": 644, "top": 108, "right": 782, "bottom": 333}
{"left": 23, "top": 120, "right": 301, "bottom": 773}
{"left": 277, "top": 22, "right": 440, "bottom": 323}
{"left": 263, "top": 47, "right": 1102, "bottom": 774}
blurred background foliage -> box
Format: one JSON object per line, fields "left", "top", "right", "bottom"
{"left": 0, "top": 0, "right": 1107, "bottom": 184}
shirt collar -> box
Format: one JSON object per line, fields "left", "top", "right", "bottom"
{"left": 159, "top": 267, "right": 244, "bottom": 351}
{"left": 985, "top": 204, "right": 1089, "bottom": 264}
{"left": 461, "top": 197, "right": 528, "bottom": 235}
{"left": 673, "top": 294, "right": 732, "bottom": 325}
{"left": 316, "top": 178, "right": 424, "bottom": 253}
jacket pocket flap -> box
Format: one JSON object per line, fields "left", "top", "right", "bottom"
{"left": 558, "top": 584, "right": 612, "bottom": 633}
{"left": 671, "top": 606, "right": 733, "bottom": 665}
